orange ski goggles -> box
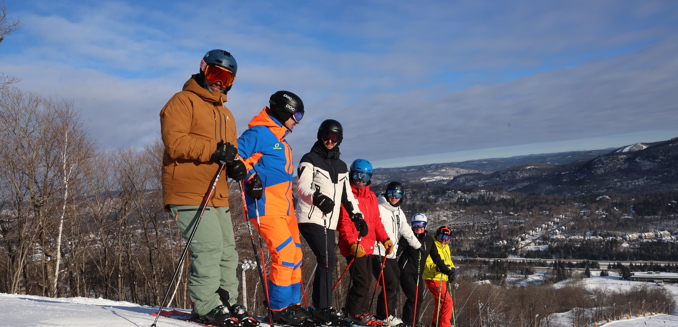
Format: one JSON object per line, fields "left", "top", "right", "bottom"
{"left": 204, "top": 64, "right": 235, "bottom": 87}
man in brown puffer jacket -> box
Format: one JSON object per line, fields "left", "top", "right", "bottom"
{"left": 160, "top": 49, "right": 247, "bottom": 325}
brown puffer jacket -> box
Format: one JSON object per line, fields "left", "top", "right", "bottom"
{"left": 160, "top": 76, "right": 237, "bottom": 210}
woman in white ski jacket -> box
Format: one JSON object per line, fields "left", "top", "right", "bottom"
{"left": 373, "top": 182, "right": 421, "bottom": 326}
{"left": 296, "top": 119, "right": 362, "bottom": 323}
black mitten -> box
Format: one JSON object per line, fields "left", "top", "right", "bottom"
{"left": 247, "top": 174, "right": 263, "bottom": 199}
{"left": 312, "top": 189, "right": 334, "bottom": 214}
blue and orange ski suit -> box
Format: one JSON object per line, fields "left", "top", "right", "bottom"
{"left": 238, "top": 108, "right": 302, "bottom": 311}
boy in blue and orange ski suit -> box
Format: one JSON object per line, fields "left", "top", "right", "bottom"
{"left": 238, "top": 91, "right": 308, "bottom": 324}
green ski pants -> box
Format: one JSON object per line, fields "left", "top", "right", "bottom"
{"left": 170, "top": 205, "right": 239, "bottom": 316}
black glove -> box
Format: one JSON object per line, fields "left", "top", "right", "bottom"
{"left": 312, "top": 188, "right": 334, "bottom": 214}
{"left": 351, "top": 213, "right": 368, "bottom": 237}
{"left": 226, "top": 159, "right": 247, "bottom": 181}
{"left": 439, "top": 266, "right": 455, "bottom": 280}
{"left": 211, "top": 141, "right": 238, "bottom": 165}
{"left": 247, "top": 174, "right": 263, "bottom": 199}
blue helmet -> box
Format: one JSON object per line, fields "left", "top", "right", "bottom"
{"left": 350, "top": 159, "right": 373, "bottom": 174}
{"left": 350, "top": 159, "right": 373, "bottom": 187}
{"left": 199, "top": 49, "right": 237, "bottom": 93}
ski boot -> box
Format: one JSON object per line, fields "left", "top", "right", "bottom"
{"left": 273, "top": 304, "right": 311, "bottom": 326}
{"left": 191, "top": 305, "right": 231, "bottom": 325}
{"left": 229, "top": 303, "right": 248, "bottom": 320}
{"left": 220, "top": 317, "right": 241, "bottom": 327}
{"left": 240, "top": 316, "right": 260, "bottom": 327}
{"left": 217, "top": 288, "right": 250, "bottom": 320}
{"left": 385, "top": 315, "right": 406, "bottom": 327}
{"left": 315, "top": 307, "right": 351, "bottom": 326}
{"left": 349, "top": 313, "right": 386, "bottom": 326}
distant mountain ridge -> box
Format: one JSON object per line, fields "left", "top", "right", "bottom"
{"left": 373, "top": 137, "right": 678, "bottom": 195}
{"left": 372, "top": 148, "right": 612, "bottom": 185}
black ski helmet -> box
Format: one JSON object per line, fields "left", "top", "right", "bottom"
{"left": 199, "top": 49, "right": 237, "bottom": 94}
{"left": 317, "top": 119, "right": 343, "bottom": 145}
{"left": 268, "top": 90, "right": 304, "bottom": 124}
{"left": 384, "top": 181, "right": 404, "bottom": 206}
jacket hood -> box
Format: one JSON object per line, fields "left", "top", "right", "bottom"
{"left": 311, "top": 140, "right": 341, "bottom": 160}
{"left": 351, "top": 182, "right": 372, "bottom": 197}
{"left": 248, "top": 107, "right": 291, "bottom": 140}
{"left": 185, "top": 75, "right": 227, "bottom": 104}
{"left": 378, "top": 194, "right": 398, "bottom": 212}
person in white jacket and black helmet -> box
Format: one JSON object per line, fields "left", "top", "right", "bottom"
{"left": 373, "top": 181, "right": 421, "bottom": 326}
{"left": 296, "top": 119, "right": 364, "bottom": 324}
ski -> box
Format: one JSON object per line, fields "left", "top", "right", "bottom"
{"left": 153, "top": 309, "right": 388, "bottom": 327}
{"left": 251, "top": 315, "right": 387, "bottom": 327}
{"left": 153, "top": 309, "right": 258, "bottom": 327}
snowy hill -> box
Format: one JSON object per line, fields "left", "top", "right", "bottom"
{"left": 2, "top": 275, "right": 677, "bottom": 327}
{"left": 372, "top": 149, "right": 611, "bottom": 185}
{"left": 445, "top": 136, "right": 678, "bottom": 194}
{"left": 371, "top": 136, "right": 678, "bottom": 195}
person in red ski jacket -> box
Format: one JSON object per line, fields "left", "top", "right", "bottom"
{"left": 337, "top": 159, "right": 393, "bottom": 325}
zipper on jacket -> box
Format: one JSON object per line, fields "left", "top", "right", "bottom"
{"left": 329, "top": 175, "right": 337, "bottom": 228}
{"left": 213, "top": 108, "right": 219, "bottom": 141}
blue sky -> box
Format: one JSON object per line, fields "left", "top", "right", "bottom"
{"left": 1, "top": 0, "right": 678, "bottom": 168}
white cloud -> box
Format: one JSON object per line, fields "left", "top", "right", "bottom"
{"left": 2, "top": 0, "right": 677, "bottom": 165}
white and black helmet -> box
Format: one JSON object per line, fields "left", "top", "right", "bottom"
{"left": 411, "top": 213, "right": 427, "bottom": 224}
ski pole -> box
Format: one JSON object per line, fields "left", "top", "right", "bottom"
{"left": 151, "top": 164, "right": 225, "bottom": 327}
{"left": 319, "top": 196, "right": 331, "bottom": 309}
{"left": 412, "top": 250, "right": 422, "bottom": 327}
{"left": 333, "top": 237, "right": 361, "bottom": 291}
{"left": 435, "top": 272, "right": 443, "bottom": 327}
{"left": 240, "top": 181, "right": 274, "bottom": 326}
{"left": 370, "top": 254, "right": 388, "bottom": 312}
{"left": 449, "top": 280, "right": 456, "bottom": 327}
{"left": 381, "top": 257, "right": 390, "bottom": 325}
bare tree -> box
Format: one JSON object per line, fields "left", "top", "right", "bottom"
{"left": 0, "top": 3, "right": 20, "bottom": 36}
{"left": 0, "top": 3, "right": 22, "bottom": 87}
{"left": 0, "top": 87, "right": 95, "bottom": 296}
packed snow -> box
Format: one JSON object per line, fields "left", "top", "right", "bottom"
{"left": 1, "top": 274, "right": 677, "bottom": 327}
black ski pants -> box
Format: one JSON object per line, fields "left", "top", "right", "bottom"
{"left": 299, "top": 223, "right": 337, "bottom": 310}
{"left": 344, "top": 254, "right": 374, "bottom": 317}
{"left": 400, "top": 271, "right": 425, "bottom": 325}
{"left": 371, "top": 257, "right": 400, "bottom": 320}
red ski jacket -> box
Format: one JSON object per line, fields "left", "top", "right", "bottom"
{"left": 338, "top": 183, "right": 390, "bottom": 257}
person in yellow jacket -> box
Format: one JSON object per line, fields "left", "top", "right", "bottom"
{"left": 423, "top": 226, "right": 455, "bottom": 327}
